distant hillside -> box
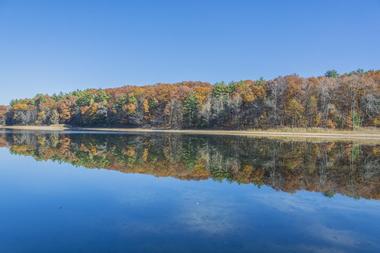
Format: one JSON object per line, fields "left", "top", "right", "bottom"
{"left": 4, "top": 70, "right": 380, "bottom": 129}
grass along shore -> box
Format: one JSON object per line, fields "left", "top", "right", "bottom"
{"left": 1, "top": 125, "right": 380, "bottom": 142}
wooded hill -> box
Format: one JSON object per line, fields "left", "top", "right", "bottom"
{"left": 2, "top": 69, "right": 380, "bottom": 129}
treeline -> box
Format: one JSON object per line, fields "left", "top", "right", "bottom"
{"left": 3, "top": 69, "right": 380, "bottom": 129}
{"left": 2, "top": 132, "right": 380, "bottom": 199}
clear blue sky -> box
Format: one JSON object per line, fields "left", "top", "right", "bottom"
{"left": 1, "top": 0, "right": 379, "bottom": 104}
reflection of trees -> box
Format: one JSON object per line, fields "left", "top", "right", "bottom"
{"left": 1, "top": 132, "right": 380, "bottom": 200}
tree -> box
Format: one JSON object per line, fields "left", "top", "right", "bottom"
{"left": 183, "top": 93, "right": 199, "bottom": 128}
{"left": 0, "top": 106, "right": 7, "bottom": 125}
{"left": 325, "top": 70, "right": 339, "bottom": 78}
{"left": 286, "top": 98, "right": 305, "bottom": 127}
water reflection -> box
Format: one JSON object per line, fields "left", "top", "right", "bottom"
{"left": 1, "top": 131, "right": 379, "bottom": 199}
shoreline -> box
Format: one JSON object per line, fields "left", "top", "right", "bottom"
{"left": 2, "top": 125, "right": 380, "bottom": 142}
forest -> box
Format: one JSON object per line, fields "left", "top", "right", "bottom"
{"left": 2, "top": 69, "right": 380, "bottom": 129}
{"left": 1, "top": 132, "right": 379, "bottom": 199}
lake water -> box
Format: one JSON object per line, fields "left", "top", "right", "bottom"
{"left": 0, "top": 131, "right": 380, "bottom": 253}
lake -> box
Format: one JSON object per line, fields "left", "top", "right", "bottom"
{"left": 0, "top": 130, "right": 380, "bottom": 253}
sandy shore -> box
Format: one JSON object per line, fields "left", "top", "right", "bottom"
{"left": 2, "top": 125, "right": 380, "bottom": 142}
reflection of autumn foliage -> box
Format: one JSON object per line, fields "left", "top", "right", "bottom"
{"left": 2, "top": 132, "right": 380, "bottom": 199}
{"left": 193, "top": 159, "right": 210, "bottom": 178}
{"left": 10, "top": 145, "right": 35, "bottom": 155}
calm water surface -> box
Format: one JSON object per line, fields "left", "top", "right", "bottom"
{"left": 0, "top": 131, "right": 380, "bottom": 253}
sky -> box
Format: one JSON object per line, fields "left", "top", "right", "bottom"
{"left": 0, "top": 0, "right": 379, "bottom": 104}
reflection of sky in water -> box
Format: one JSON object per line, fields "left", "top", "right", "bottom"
{"left": 0, "top": 148, "right": 379, "bottom": 253}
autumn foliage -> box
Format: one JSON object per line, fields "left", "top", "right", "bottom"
{"left": 5, "top": 70, "right": 380, "bottom": 129}
{"left": 0, "top": 106, "right": 7, "bottom": 125}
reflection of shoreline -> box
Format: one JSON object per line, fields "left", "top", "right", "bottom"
{"left": 2, "top": 125, "right": 380, "bottom": 143}
{"left": 1, "top": 132, "right": 380, "bottom": 200}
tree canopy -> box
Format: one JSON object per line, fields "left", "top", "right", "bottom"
{"left": 2, "top": 70, "right": 380, "bottom": 129}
